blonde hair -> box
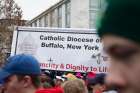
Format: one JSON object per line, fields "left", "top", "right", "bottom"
{"left": 62, "top": 79, "right": 87, "bottom": 93}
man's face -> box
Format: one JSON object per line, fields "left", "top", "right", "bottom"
{"left": 102, "top": 35, "right": 140, "bottom": 93}
{"left": 40, "top": 73, "right": 47, "bottom": 82}
{"left": 3, "top": 75, "right": 23, "bottom": 93}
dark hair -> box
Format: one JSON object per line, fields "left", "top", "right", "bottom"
{"left": 16, "top": 74, "right": 41, "bottom": 88}
{"left": 95, "top": 73, "right": 106, "bottom": 85}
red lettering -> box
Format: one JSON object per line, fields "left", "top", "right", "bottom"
{"left": 66, "top": 64, "right": 71, "bottom": 69}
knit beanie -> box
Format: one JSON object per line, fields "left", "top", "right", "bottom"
{"left": 97, "top": 0, "right": 140, "bottom": 43}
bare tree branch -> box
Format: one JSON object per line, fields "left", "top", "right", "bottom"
{"left": 0, "top": 0, "right": 23, "bottom": 67}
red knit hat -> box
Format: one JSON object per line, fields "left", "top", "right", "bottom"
{"left": 87, "top": 72, "right": 96, "bottom": 78}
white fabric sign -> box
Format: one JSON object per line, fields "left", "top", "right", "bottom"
{"left": 11, "top": 27, "right": 109, "bottom": 73}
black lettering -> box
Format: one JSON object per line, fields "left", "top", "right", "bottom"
{"left": 84, "top": 45, "right": 99, "bottom": 51}
{"left": 41, "top": 42, "right": 45, "bottom": 47}
{"left": 40, "top": 35, "right": 44, "bottom": 40}
{"left": 67, "top": 44, "right": 81, "bottom": 49}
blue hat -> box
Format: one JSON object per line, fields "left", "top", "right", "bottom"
{"left": 0, "top": 54, "right": 41, "bottom": 81}
{"left": 0, "top": 80, "right": 4, "bottom": 85}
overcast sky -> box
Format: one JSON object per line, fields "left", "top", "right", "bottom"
{"left": 14, "top": 0, "right": 60, "bottom": 20}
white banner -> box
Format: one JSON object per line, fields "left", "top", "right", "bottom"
{"left": 11, "top": 27, "right": 109, "bottom": 73}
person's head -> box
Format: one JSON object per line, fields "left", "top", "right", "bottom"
{"left": 97, "top": 0, "right": 140, "bottom": 93}
{"left": 87, "top": 73, "right": 106, "bottom": 93}
{"left": 62, "top": 79, "right": 87, "bottom": 93}
{"left": 55, "top": 76, "right": 64, "bottom": 87}
{"left": 40, "top": 70, "right": 50, "bottom": 82}
{"left": 86, "top": 72, "right": 96, "bottom": 92}
{"left": 40, "top": 73, "right": 47, "bottom": 83}
{"left": 65, "top": 73, "right": 77, "bottom": 80}
{"left": 0, "top": 54, "right": 41, "bottom": 93}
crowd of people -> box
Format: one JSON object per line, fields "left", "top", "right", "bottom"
{"left": 0, "top": 54, "right": 117, "bottom": 93}
{"left": 1, "top": 0, "right": 140, "bottom": 93}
